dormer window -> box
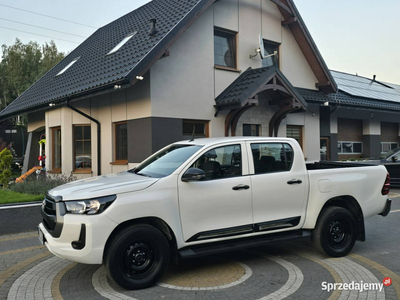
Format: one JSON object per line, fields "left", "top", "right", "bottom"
{"left": 107, "top": 32, "right": 137, "bottom": 55}
{"left": 56, "top": 57, "right": 80, "bottom": 76}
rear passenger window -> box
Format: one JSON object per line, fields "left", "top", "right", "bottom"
{"left": 191, "top": 144, "right": 242, "bottom": 180}
{"left": 251, "top": 143, "right": 293, "bottom": 174}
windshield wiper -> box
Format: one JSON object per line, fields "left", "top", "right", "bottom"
{"left": 136, "top": 172, "right": 151, "bottom": 177}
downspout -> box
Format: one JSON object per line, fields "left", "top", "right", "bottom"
{"left": 66, "top": 99, "right": 101, "bottom": 176}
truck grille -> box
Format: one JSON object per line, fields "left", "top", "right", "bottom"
{"left": 43, "top": 198, "right": 56, "bottom": 216}
{"left": 41, "top": 194, "right": 64, "bottom": 237}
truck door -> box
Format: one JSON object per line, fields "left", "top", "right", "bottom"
{"left": 178, "top": 142, "right": 253, "bottom": 243}
{"left": 247, "top": 141, "right": 308, "bottom": 231}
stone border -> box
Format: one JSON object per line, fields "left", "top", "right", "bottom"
{"left": 157, "top": 261, "right": 253, "bottom": 291}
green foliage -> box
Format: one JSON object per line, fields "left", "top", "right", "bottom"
{"left": 10, "top": 173, "right": 77, "bottom": 195}
{"left": 0, "top": 148, "right": 13, "bottom": 189}
{"left": 348, "top": 158, "right": 357, "bottom": 161}
{"left": 0, "top": 189, "right": 43, "bottom": 204}
{"left": 0, "top": 39, "right": 65, "bottom": 111}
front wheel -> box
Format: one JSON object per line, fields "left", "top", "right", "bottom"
{"left": 105, "top": 224, "right": 170, "bottom": 290}
{"left": 312, "top": 206, "right": 357, "bottom": 257}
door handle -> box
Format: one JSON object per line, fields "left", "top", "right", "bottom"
{"left": 287, "top": 179, "right": 302, "bottom": 185}
{"left": 232, "top": 184, "right": 250, "bottom": 190}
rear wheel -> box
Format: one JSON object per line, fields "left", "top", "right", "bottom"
{"left": 105, "top": 224, "right": 170, "bottom": 290}
{"left": 312, "top": 206, "right": 357, "bottom": 257}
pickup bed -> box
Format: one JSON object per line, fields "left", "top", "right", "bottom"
{"left": 38, "top": 137, "right": 391, "bottom": 290}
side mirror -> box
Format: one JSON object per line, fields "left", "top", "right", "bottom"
{"left": 392, "top": 156, "right": 398, "bottom": 162}
{"left": 182, "top": 168, "right": 205, "bottom": 182}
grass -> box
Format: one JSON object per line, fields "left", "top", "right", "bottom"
{"left": 0, "top": 189, "right": 44, "bottom": 205}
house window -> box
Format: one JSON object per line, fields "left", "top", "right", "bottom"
{"left": 107, "top": 32, "right": 137, "bottom": 55}
{"left": 74, "top": 125, "right": 92, "bottom": 171}
{"left": 4, "top": 129, "right": 17, "bottom": 134}
{"left": 381, "top": 142, "right": 398, "bottom": 153}
{"left": 262, "top": 40, "right": 279, "bottom": 68}
{"left": 115, "top": 121, "right": 128, "bottom": 162}
{"left": 337, "top": 142, "right": 363, "bottom": 154}
{"left": 56, "top": 57, "right": 80, "bottom": 76}
{"left": 183, "top": 120, "right": 209, "bottom": 138}
{"left": 243, "top": 124, "right": 261, "bottom": 136}
{"left": 52, "top": 127, "right": 61, "bottom": 172}
{"left": 287, "top": 125, "right": 303, "bottom": 149}
{"left": 214, "top": 28, "right": 236, "bottom": 69}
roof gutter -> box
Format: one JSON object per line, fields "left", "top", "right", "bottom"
{"left": 66, "top": 99, "right": 101, "bottom": 176}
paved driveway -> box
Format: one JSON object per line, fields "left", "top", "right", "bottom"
{"left": 0, "top": 192, "right": 399, "bottom": 300}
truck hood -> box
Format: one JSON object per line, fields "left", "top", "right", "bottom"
{"left": 48, "top": 172, "right": 159, "bottom": 201}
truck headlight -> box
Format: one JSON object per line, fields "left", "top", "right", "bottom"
{"left": 64, "top": 195, "right": 116, "bottom": 215}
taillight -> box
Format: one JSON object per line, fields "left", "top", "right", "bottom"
{"left": 382, "top": 173, "right": 390, "bottom": 195}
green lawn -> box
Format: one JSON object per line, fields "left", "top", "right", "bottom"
{"left": 0, "top": 190, "right": 44, "bottom": 205}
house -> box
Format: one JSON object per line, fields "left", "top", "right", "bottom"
{"left": 299, "top": 71, "right": 400, "bottom": 161}
{"left": 0, "top": 0, "right": 398, "bottom": 178}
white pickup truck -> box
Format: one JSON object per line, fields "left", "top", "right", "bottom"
{"left": 38, "top": 137, "right": 391, "bottom": 290}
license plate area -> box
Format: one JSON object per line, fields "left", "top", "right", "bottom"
{"left": 38, "top": 227, "right": 46, "bottom": 245}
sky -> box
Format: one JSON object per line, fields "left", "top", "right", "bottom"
{"left": 0, "top": 0, "right": 399, "bottom": 84}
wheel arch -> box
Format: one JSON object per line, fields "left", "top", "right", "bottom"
{"left": 318, "top": 196, "right": 365, "bottom": 241}
{"left": 103, "top": 217, "right": 178, "bottom": 263}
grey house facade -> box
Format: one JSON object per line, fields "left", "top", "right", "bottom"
{"left": 1, "top": 0, "right": 399, "bottom": 177}
{"left": 300, "top": 71, "right": 400, "bottom": 161}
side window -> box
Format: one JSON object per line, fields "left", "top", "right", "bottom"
{"left": 251, "top": 143, "right": 293, "bottom": 174}
{"left": 191, "top": 144, "right": 242, "bottom": 180}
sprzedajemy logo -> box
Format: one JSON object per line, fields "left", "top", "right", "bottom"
{"left": 321, "top": 280, "right": 388, "bottom": 293}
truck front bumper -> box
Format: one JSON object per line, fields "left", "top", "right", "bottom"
{"left": 38, "top": 213, "right": 118, "bottom": 264}
{"left": 380, "top": 199, "right": 392, "bottom": 217}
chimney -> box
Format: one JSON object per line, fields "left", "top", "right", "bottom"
{"left": 373, "top": 75, "right": 376, "bottom": 81}
{"left": 149, "top": 19, "right": 158, "bottom": 36}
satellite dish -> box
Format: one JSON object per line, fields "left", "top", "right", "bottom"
{"left": 259, "top": 34, "right": 265, "bottom": 58}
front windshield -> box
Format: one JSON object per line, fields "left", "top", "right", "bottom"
{"left": 379, "top": 147, "right": 400, "bottom": 159}
{"left": 129, "top": 144, "right": 202, "bottom": 178}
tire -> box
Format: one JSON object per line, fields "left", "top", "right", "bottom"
{"left": 312, "top": 206, "right": 357, "bottom": 257}
{"left": 105, "top": 224, "right": 170, "bottom": 290}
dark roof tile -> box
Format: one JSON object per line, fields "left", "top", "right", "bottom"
{"left": 0, "top": 0, "right": 210, "bottom": 118}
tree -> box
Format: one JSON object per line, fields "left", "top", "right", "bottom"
{"left": 0, "top": 39, "right": 65, "bottom": 113}
{"left": 0, "top": 148, "right": 13, "bottom": 189}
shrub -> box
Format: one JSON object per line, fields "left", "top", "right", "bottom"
{"left": 10, "top": 173, "right": 77, "bottom": 195}
{"left": 348, "top": 158, "right": 357, "bottom": 161}
{"left": 0, "top": 148, "right": 13, "bottom": 189}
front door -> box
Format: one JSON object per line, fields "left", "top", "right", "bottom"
{"left": 320, "top": 137, "right": 330, "bottom": 161}
{"left": 178, "top": 143, "right": 253, "bottom": 242}
{"left": 247, "top": 141, "right": 308, "bottom": 231}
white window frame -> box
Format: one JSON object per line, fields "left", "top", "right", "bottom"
{"left": 381, "top": 142, "right": 398, "bottom": 154}
{"left": 107, "top": 32, "right": 137, "bottom": 55}
{"left": 56, "top": 57, "right": 80, "bottom": 76}
{"left": 337, "top": 141, "right": 363, "bottom": 154}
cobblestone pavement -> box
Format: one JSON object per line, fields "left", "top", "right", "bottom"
{"left": 0, "top": 193, "right": 399, "bottom": 300}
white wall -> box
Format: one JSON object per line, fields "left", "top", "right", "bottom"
{"left": 41, "top": 80, "right": 150, "bottom": 177}
{"left": 150, "top": 0, "right": 320, "bottom": 134}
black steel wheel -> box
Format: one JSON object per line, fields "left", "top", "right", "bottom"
{"left": 312, "top": 206, "right": 357, "bottom": 257}
{"left": 105, "top": 224, "right": 170, "bottom": 290}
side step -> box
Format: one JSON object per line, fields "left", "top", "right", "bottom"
{"left": 179, "top": 230, "right": 310, "bottom": 258}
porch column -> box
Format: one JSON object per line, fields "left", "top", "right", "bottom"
{"left": 362, "top": 119, "right": 381, "bottom": 158}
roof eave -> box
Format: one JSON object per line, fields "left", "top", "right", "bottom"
{"left": 276, "top": 0, "right": 338, "bottom": 94}
{"left": 0, "top": 79, "right": 128, "bottom": 120}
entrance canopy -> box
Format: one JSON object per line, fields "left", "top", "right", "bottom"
{"left": 215, "top": 66, "right": 307, "bottom": 137}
